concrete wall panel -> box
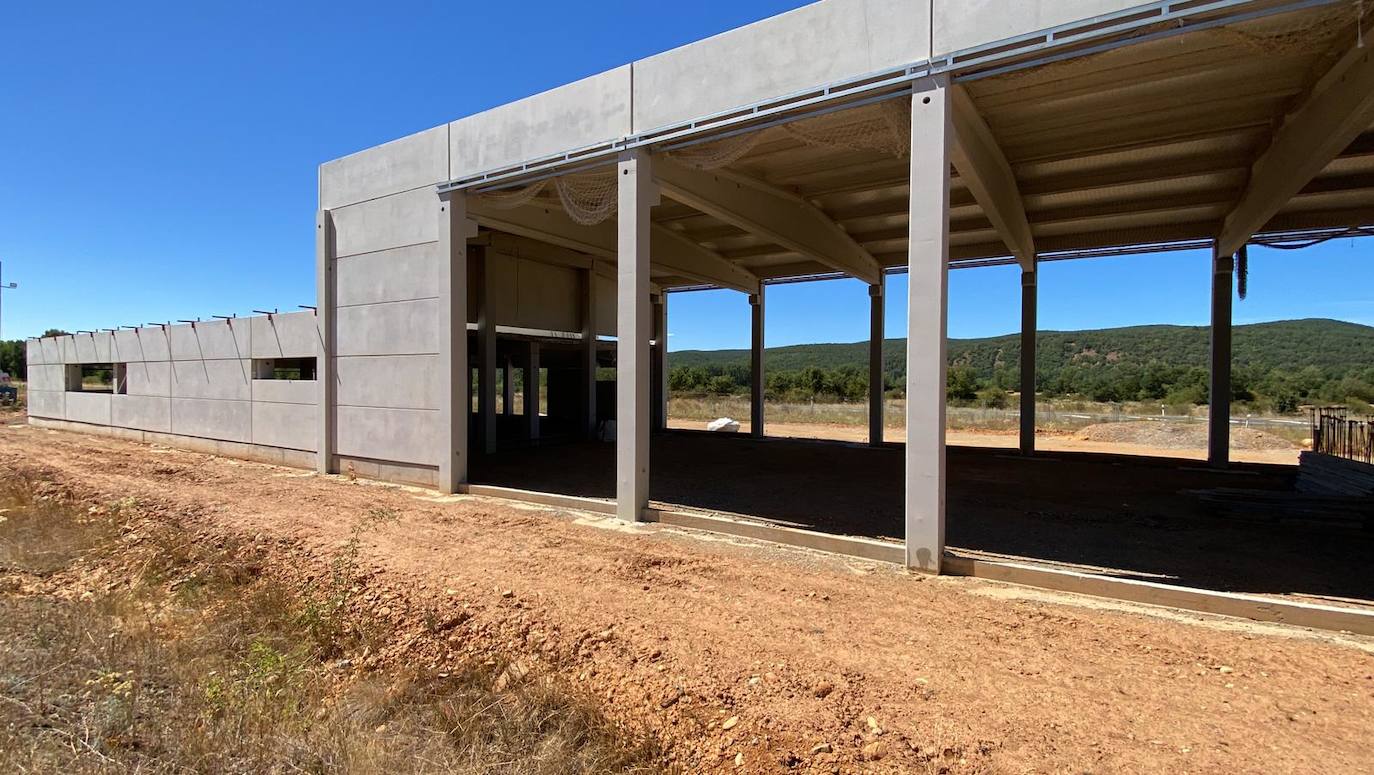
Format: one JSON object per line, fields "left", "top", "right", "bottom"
{"left": 126, "top": 361, "right": 172, "bottom": 397}
{"left": 27, "top": 364, "right": 65, "bottom": 392}
{"left": 336, "top": 355, "right": 438, "bottom": 411}
{"left": 170, "top": 359, "right": 252, "bottom": 401}
{"left": 250, "top": 312, "right": 320, "bottom": 359}
{"left": 65, "top": 392, "right": 112, "bottom": 426}
{"left": 26, "top": 339, "right": 43, "bottom": 365}
{"left": 27, "top": 390, "right": 64, "bottom": 419}
{"left": 73, "top": 332, "right": 114, "bottom": 363}
{"left": 251, "top": 401, "right": 318, "bottom": 452}
{"left": 251, "top": 379, "right": 317, "bottom": 405}
{"left": 511, "top": 259, "right": 579, "bottom": 332}
{"left": 111, "top": 328, "right": 172, "bottom": 362}
{"left": 335, "top": 406, "right": 439, "bottom": 466}
{"left": 336, "top": 242, "right": 441, "bottom": 308}
{"left": 168, "top": 320, "right": 251, "bottom": 361}
{"left": 332, "top": 187, "right": 437, "bottom": 259}
{"left": 112, "top": 395, "right": 172, "bottom": 433}
{"left": 170, "top": 397, "right": 251, "bottom": 443}
{"left": 932, "top": 0, "right": 1147, "bottom": 57}
{"left": 336, "top": 298, "right": 440, "bottom": 357}
{"left": 632, "top": 0, "right": 930, "bottom": 131}
{"left": 449, "top": 66, "right": 632, "bottom": 181}
{"left": 59, "top": 337, "right": 78, "bottom": 364}
{"left": 40, "top": 338, "right": 61, "bottom": 364}
{"left": 320, "top": 125, "right": 448, "bottom": 210}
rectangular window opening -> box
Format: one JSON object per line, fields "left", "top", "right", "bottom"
{"left": 65, "top": 363, "right": 125, "bottom": 394}
{"left": 252, "top": 357, "right": 317, "bottom": 381}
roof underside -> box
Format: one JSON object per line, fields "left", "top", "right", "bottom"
{"left": 478, "top": 4, "right": 1374, "bottom": 289}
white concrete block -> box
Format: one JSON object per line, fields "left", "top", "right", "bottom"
{"left": 112, "top": 327, "right": 172, "bottom": 362}
{"left": 26, "top": 389, "right": 64, "bottom": 419}
{"left": 125, "top": 361, "right": 172, "bottom": 397}
{"left": 336, "top": 354, "right": 439, "bottom": 411}
{"left": 336, "top": 298, "right": 440, "bottom": 357}
{"left": 170, "top": 359, "right": 252, "bottom": 401}
{"left": 632, "top": 0, "right": 929, "bottom": 131}
{"left": 448, "top": 66, "right": 632, "bottom": 181}
{"left": 26, "top": 339, "right": 43, "bottom": 365}
{"left": 335, "top": 406, "right": 439, "bottom": 466}
{"left": 40, "top": 338, "right": 62, "bottom": 364}
{"left": 251, "top": 378, "right": 317, "bottom": 405}
{"left": 932, "top": 0, "right": 1147, "bottom": 57}
{"left": 112, "top": 395, "right": 172, "bottom": 433}
{"left": 73, "top": 332, "right": 114, "bottom": 363}
{"left": 167, "top": 320, "right": 251, "bottom": 361}
{"left": 251, "top": 401, "right": 319, "bottom": 452}
{"left": 27, "top": 364, "right": 65, "bottom": 392}
{"left": 336, "top": 242, "right": 441, "bottom": 307}
{"left": 321, "top": 124, "right": 449, "bottom": 210}
{"left": 170, "top": 397, "right": 252, "bottom": 443}
{"left": 65, "top": 392, "right": 112, "bottom": 426}
{"left": 331, "top": 187, "right": 438, "bottom": 259}
{"left": 250, "top": 311, "right": 320, "bottom": 359}
{"left": 58, "top": 337, "right": 78, "bottom": 364}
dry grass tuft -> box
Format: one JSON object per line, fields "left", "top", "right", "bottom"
{"left": 0, "top": 480, "right": 662, "bottom": 773}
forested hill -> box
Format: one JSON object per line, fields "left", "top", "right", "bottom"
{"left": 667, "top": 319, "right": 1374, "bottom": 409}
{"left": 671, "top": 319, "right": 1374, "bottom": 376}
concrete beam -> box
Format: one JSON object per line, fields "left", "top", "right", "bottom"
{"left": 950, "top": 85, "right": 1035, "bottom": 270}
{"left": 1209, "top": 249, "right": 1234, "bottom": 468}
{"left": 1217, "top": 43, "right": 1374, "bottom": 257}
{"left": 315, "top": 210, "right": 337, "bottom": 475}
{"left": 905, "top": 78, "right": 951, "bottom": 574}
{"left": 470, "top": 196, "right": 759, "bottom": 294}
{"left": 616, "top": 149, "right": 654, "bottom": 522}
{"left": 750, "top": 289, "right": 765, "bottom": 438}
{"left": 868, "top": 278, "right": 884, "bottom": 447}
{"left": 1020, "top": 266, "right": 1037, "bottom": 456}
{"left": 654, "top": 157, "right": 882, "bottom": 285}
{"left": 437, "top": 192, "right": 476, "bottom": 493}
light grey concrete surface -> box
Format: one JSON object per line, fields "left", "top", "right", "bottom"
{"left": 336, "top": 355, "right": 438, "bottom": 411}
{"left": 336, "top": 243, "right": 441, "bottom": 308}
{"left": 335, "top": 299, "right": 440, "bottom": 357}
{"left": 73, "top": 332, "right": 113, "bottom": 363}
{"left": 170, "top": 359, "right": 252, "bottom": 401}
{"left": 320, "top": 125, "right": 448, "bottom": 210}
{"left": 112, "top": 394, "right": 172, "bottom": 433}
{"left": 252, "top": 400, "right": 319, "bottom": 451}
{"left": 615, "top": 149, "right": 653, "bottom": 522}
{"left": 251, "top": 378, "right": 317, "bottom": 405}
{"left": 448, "top": 66, "right": 632, "bottom": 181}
{"left": 335, "top": 405, "right": 439, "bottom": 466}
{"left": 250, "top": 311, "right": 319, "bottom": 359}
{"left": 27, "top": 364, "right": 65, "bottom": 392}
{"left": 30, "top": 417, "right": 318, "bottom": 471}
{"left": 331, "top": 187, "right": 438, "bottom": 259}
{"left": 26, "top": 338, "right": 42, "bottom": 365}
{"left": 65, "top": 392, "right": 113, "bottom": 426}
{"left": 124, "top": 361, "right": 172, "bottom": 397}
{"left": 114, "top": 328, "right": 172, "bottom": 362}
{"left": 168, "top": 320, "right": 251, "bottom": 361}
{"left": 632, "top": 0, "right": 929, "bottom": 132}
{"left": 27, "top": 390, "right": 65, "bottom": 419}
{"left": 170, "top": 397, "right": 252, "bottom": 443}
{"left": 931, "top": 0, "right": 1148, "bottom": 57}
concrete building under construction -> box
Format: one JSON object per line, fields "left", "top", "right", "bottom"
{"left": 24, "top": 0, "right": 1374, "bottom": 626}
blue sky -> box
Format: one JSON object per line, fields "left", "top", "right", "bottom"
{"left": 1, "top": 1, "right": 1369, "bottom": 348}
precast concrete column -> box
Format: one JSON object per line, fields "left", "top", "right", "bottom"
{"left": 476, "top": 246, "right": 497, "bottom": 455}
{"left": 750, "top": 288, "right": 765, "bottom": 438}
{"left": 525, "top": 341, "right": 541, "bottom": 442}
{"left": 616, "top": 149, "right": 655, "bottom": 522}
{"left": 1019, "top": 265, "right": 1037, "bottom": 456}
{"left": 868, "top": 277, "right": 885, "bottom": 446}
{"left": 905, "top": 77, "right": 951, "bottom": 574}
{"left": 651, "top": 293, "right": 668, "bottom": 431}
{"left": 437, "top": 192, "right": 474, "bottom": 493}
{"left": 581, "top": 268, "right": 598, "bottom": 439}
{"left": 503, "top": 357, "right": 515, "bottom": 416}
{"left": 315, "top": 209, "right": 337, "bottom": 475}
{"left": 1209, "top": 247, "right": 1234, "bottom": 468}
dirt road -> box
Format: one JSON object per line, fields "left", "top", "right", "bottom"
{"left": 3, "top": 420, "right": 1370, "bottom": 773}
{"left": 669, "top": 419, "right": 1303, "bottom": 466}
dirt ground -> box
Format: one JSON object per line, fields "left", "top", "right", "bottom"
{"left": 669, "top": 419, "right": 1303, "bottom": 466}
{"left": 3, "top": 420, "right": 1373, "bottom": 773}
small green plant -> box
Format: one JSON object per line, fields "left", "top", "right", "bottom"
{"left": 296, "top": 506, "right": 399, "bottom": 657}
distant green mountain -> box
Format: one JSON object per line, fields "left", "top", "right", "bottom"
{"left": 668, "top": 319, "right": 1374, "bottom": 409}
